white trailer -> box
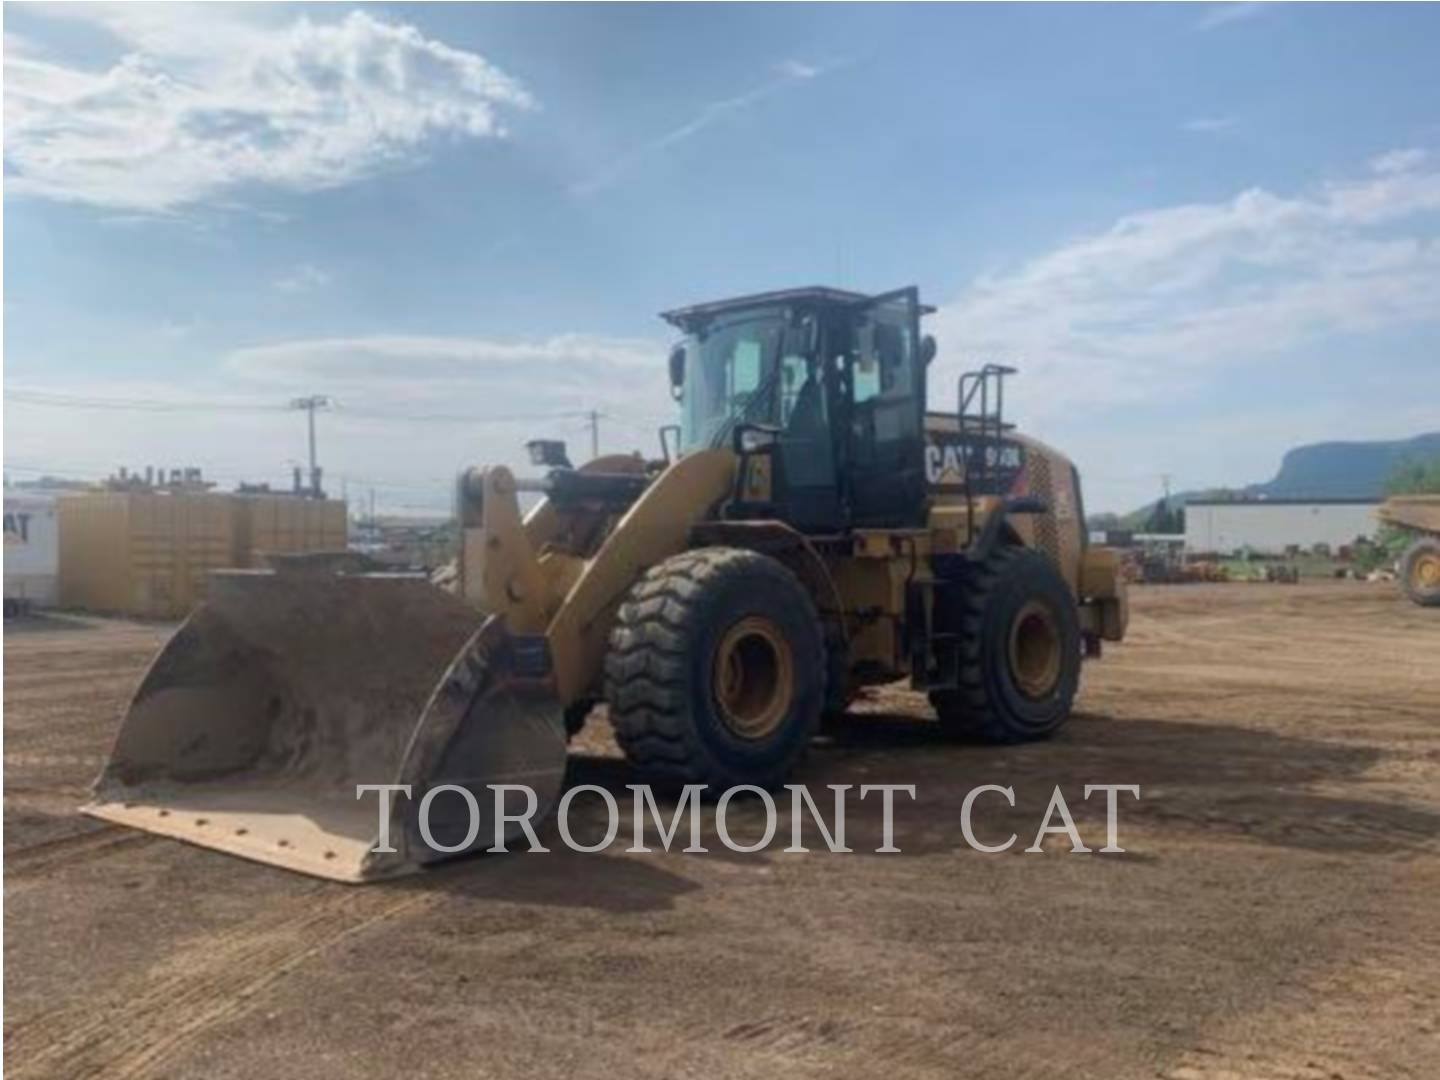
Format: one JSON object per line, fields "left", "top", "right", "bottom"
{"left": 1184, "top": 498, "right": 1380, "bottom": 557}
{"left": 4, "top": 490, "right": 60, "bottom": 614}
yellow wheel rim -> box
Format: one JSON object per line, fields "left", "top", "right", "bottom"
{"left": 1414, "top": 551, "right": 1440, "bottom": 590}
{"left": 1007, "top": 600, "right": 1062, "bottom": 699}
{"left": 712, "top": 616, "right": 794, "bottom": 740}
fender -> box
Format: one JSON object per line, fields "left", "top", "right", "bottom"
{"left": 689, "top": 519, "right": 848, "bottom": 630}
{"left": 969, "top": 495, "right": 1049, "bottom": 560}
{"left": 546, "top": 449, "right": 737, "bottom": 704}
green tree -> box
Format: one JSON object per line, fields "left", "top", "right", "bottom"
{"left": 1385, "top": 454, "right": 1440, "bottom": 495}
{"left": 1086, "top": 511, "right": 1122, "bottom": 532}
{"left": 1145, "top": 499, "right": 1183, "bottom": 534}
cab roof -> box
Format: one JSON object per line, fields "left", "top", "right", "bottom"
{"left": 660, "top": 285, "right": 934, "bottom": 330}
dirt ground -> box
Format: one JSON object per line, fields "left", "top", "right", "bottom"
{"left": 4, "top": 582, "right": 1438, "bottom": 1079}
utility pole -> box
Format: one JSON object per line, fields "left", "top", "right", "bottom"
{"left": 289, "top": 395, "right": 330, "bottom": 498}
{"left": 588, "top": 409, "right": 600, "bottom": 461}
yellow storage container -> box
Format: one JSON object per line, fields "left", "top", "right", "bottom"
{"left": 58, "top": 492, "right": 237, "bottom": 620}
{"left": 232, "top": 495, "right": 347, "bottom": 568}
{"left": 56, "top": 492, "right": 347, "bottom": 619}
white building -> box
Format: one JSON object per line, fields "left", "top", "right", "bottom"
{"left": 4, "top": 489, "right": 60, "bottom": 611}
{"left": 1184, "top": 498, "right": 1380, "bottom": 556}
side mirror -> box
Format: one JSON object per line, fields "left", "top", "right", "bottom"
{"left": 526, "top": 439, "right": 572, "bottom": 469}
{"left": 921, "top": 335, "right": 937, "bottom": 365}
{"left": 668, "top": 344, "right": 686, "bottom": 397}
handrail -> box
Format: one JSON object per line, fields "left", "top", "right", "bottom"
{"left": 956, "top": 364, "right": 1019, "bottom": 543}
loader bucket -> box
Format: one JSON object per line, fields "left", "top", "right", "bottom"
{"left": 83, "top": 567, "right": 568, "bottom": 882}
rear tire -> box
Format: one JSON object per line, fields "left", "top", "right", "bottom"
{"left": 1400, "top": 536, "right": 1440, "bottom": 607}
{"left": 929, "top": 546, "right": 1081, "bottom": 743}
{"left": 605, "top": 548, "right": 826, "bottom": 789}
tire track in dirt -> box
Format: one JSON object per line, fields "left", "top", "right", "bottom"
{"left": 1, "top": 683, "right": 136, "bottom": 710}
{"left": 4, "top": 885, "right": 437, "bottom": 1080}
{"left": 1160, "top": 908, "right": 1440, "bottom": 1080}
{"left": 4, "top": 752, "right": 107, "bottom": 774}
{"left": 719, "top": 1013, "right": 854, "bottom": 1057}
{"left": 1165, "top": 1055, "right": 1383, "bottom": 1080}
{"left": 700, "top": 1010, "right": 1120, "bottom": 1077}
{"left": 3, "top": 664, "right": 150, "bottom": 687}
{"left": 4, "top": 786, "right": 85, "bottom": 805}
{"left": 5, "top": 825, "right": 157, "bottom": 882}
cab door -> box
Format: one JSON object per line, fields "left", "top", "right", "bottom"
{"left": 774, "top": 333, "right": 844, "bottom": 532}
{"left": 842, "top": 288, "right": 927, "bottom": 526}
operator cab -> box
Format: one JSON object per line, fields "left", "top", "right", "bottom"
{"left": 662, "top": 286, "right": 936, "bottom": 533}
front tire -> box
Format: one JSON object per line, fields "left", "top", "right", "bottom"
{"left": 1400, "top": 536, "right": 1440, "bottom": 607}
{"left": 929, "top": 546, "right": 1081, "bottom": 743}
{"left": 605, "top": 548, "right": 826, "bottom": 789}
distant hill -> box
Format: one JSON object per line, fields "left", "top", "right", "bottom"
{"left": 1107, "top": 432, "right": 1440, "bottom": 528}
{"left": 1250, "top": 433, "right": 1440, "bottom": 499}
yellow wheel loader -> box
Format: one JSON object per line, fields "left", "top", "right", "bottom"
{"left": 85, "top": 286, "right": 1127, "bottom": 881}
{"left": 1377, "top": 495, "right": 1440, "bottom": 606}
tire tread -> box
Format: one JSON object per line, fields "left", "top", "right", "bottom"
{"left": 929, "top": 546, "right": 1079, "bottom": 743}
{"left": 604, "top": 547, "right": 824, "bottom": 787}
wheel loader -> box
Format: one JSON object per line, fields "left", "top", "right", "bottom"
{"left": 1376, "top": 495, "right": 1440, "bottom": 606}
{"left": 85, "top": 286, "right": 1127, "bottom": 881}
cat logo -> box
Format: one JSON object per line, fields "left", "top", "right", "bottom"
{"left": 926, "top": 441, "right": 968, "bottom": 486}
{"left": 924, "top": 436, "right": 1025, "bottom": 493}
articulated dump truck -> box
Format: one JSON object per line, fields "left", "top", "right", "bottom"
{"left": 1377, "top": 495, "right": 1440, "bottom": 607}
{"left": 86, "top": 286, "right": 1128, "bottom": 881}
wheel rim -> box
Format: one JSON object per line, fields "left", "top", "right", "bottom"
{"left": 1413, "top": 550, "right": 1440, "bottom": 590}
{"left": 712, "top": 616, "right": 795, "bottom": 740}
{"left": 1007, "top": 600, "right": 1063, "bottom": 700}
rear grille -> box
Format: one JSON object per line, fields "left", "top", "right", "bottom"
{"left": 1028, "top": 454, "right": 1061, "bottom": 563}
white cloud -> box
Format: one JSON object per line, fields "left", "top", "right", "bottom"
{"left": 1194, "top": 3, "right": 1271, "bottom": 31}
{"left": 273, "top": 264, "right": 331, "bottom": 293}
{"left": 571, "top": 58, "right": 833, "bottom": 196}
{"left": 4, "top": 333, "right": 678, "bottom": 513}
{"left": 1182, "top": 116, "right": 1237, "bottom": 134}
{"left": 3, "top": 7, "right": 534, "bottom": 212}
{"left": 775, "top": 59, "right": 821, "bottom": 81}
{"left": 10, "top": 127, "right": 1437, "bottom": 515}
{"left": 932, "top": 147, "right": 1440, "bottom": 418}
{"left": 931, "top": 147, "right": 1440, "bottom": 508}
{"left": 1370, "top": 147, "right": 1430, "bottom": 176}
{"left": 225, "top": 332, "right": 672, "bottom": 419}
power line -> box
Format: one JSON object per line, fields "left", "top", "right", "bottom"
{"left": 5, "top": 388, "right": 593, "bottom": 426}
{"left": 334, "top": 472, "right": 453, "bottom": 493}
{"left": 601, "top": 412, "right": 669, "bottom": 437}
{"left": 5, "top": 389, "right": 285, "bottom": 413}
{"left": 333, "top": 403, "right": 591, "bottom": 424}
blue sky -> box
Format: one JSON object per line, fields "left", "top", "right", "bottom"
{"left": 4, "top": 1, "right": 1439, "bottom": 513}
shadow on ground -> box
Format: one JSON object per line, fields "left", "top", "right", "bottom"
{"left": 416, "top": 836, "right": 704, "bottom": 914}
{"left": 398, "top": 704, "right": 1437, "bottom": 915}
{"left": 546, "top": 709, "right": 1438, "bottom": 864}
